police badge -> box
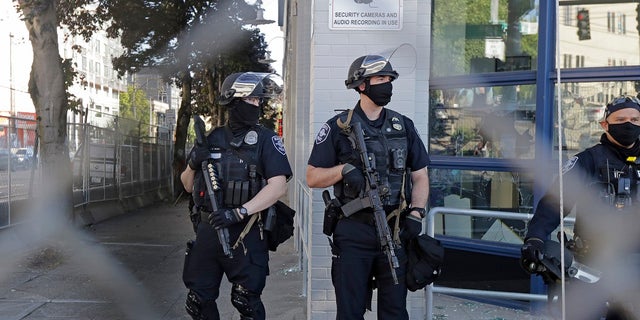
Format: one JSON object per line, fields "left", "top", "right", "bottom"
{"left": 244, "top": 130, "right": 258, "bottom": 145}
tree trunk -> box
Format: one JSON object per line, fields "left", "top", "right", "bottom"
{"left": 172, "top": 73, "right": 192, "bottom": 198}
{"left": 19, "top": 0, "right": 74, "bottom": 221}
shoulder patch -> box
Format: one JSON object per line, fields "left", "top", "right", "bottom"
{"left": 272, "top": 136, "right": 286, "bottom": 156}
{"left": 562, "top": 156, "right": 579, "bottom": 174}
{"left": 315, "top": 123, "right": 331, "bottom": 145}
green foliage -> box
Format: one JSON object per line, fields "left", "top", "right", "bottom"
{"left": 119, "top": 85, "right": 151, "bottom": 137}
{"left": 54, "top": 0, "right": 274, "bottom": 120}
{"left": 431, "top": 0, "right": 539, "bottom": 76}
{"left": 100, "top": 0, "right": 274, "bottom": 128}
{"left": 119, "top": 86, "right": 151, "bottom": 121}
{"left": 61, "top": 58, "right": 84, "bottom": 114}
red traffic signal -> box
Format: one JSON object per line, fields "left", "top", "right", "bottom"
{"left": 577, "top": 9, "right": 591, "bottom": 40}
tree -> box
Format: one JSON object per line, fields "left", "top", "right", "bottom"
{"left": 16, "top": 0, "right": 77, "bottom": 221}
{"left": 15, "top": 0, "right": 274, "bottom": 204}
{"left": 101, "top": 0, "right": 271, "bottom": 197}
{"left": 118, "top": 85, "right": 152, "bottom": 138}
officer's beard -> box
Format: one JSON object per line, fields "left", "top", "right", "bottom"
{"left": 228, "top": 100, "right": 260, "bottom": 134}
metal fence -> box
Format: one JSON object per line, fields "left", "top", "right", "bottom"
{"left": 0, "top": 114, "right": 173, "bottom": 229}
{"left": 424, "top": 206, "right": 575, "bottom": 320}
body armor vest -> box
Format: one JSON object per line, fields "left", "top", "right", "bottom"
{"left": 192, "top": 126, "right": 265, "bottom": 211}
{"left": 586, "top": 144, "right": 640, "bottom": 211}
{"left": 335, "top": 109, "right": 409, "bottom": 207}
{"left": 572, "top": 144, "right": 640, "bottom": 255}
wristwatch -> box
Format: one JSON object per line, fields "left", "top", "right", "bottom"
{"left": 409, "top": 207, "right": 426, "bottom": 219}
{"left": 235, "top": 206, "right": 249, "bottom": 219}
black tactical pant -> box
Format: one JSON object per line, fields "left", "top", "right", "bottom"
{"left": 183, "top": 220, "right": 269, "bottom": 320}
{"left": 331, "top": 218, "right": 409, "bottom": 320}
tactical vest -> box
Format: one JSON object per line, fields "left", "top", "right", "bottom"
{"left": 585, "top": 144, "right": 640, "bottom": 211}
{"left": 192, "top": 126, "right": 265, "bottom": 211}
{"left": 334, "top": 109, "right": 409, "bottom": 207}
{"left": 571, "top": 144, "right": 640, "bottom": 255}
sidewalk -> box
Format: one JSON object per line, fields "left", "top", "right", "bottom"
{"left": 0, "top": 200, "right": 305, "bottom": 320}
{"left": 0, "top": 199, "right": 553, "bottom": 320}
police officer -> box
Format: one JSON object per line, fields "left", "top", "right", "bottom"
{"left": 521, "top": 96, "right": 640, "bottom": 319}
{"left": 181, "top": 72, "right": 292, "bottom": 320}
{"left": 306, "top": 54, "right": 430, "bottom": 319}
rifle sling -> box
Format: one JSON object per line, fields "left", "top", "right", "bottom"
{"left": 232, "top": 213, "right": 261, "bottom": 255}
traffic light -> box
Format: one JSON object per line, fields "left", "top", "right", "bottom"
{"left": 577, "top": 9, "right": 591, "bottom": 41}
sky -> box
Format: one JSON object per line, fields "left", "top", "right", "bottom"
{"left": 257, "top": 0, "right": 285, "bottom": 75}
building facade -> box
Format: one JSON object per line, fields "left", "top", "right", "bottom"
{"left": 281, "top": 0, "right": 640, "bottom": 319}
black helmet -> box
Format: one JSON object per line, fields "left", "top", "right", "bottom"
{"left": 218, "top": 72, "right": 283, "bottom": 105}
{"left": 345, "top": 55, "right": 399, "bottom": 89}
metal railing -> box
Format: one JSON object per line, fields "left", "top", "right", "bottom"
{"left": 424, "top": 206, "right": 575, "bottom": 320}
{"left": 69, "top": 118, "right": 173, "bottom": 206}
{"left": 0, "top": 114, "right": 173, "bottom": 229}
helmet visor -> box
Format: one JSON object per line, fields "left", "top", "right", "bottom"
{"left": 360, "top": 55, "right": 391, "bottom": 78}
{"left": 376, "top": 43, "right": 416, "bottom": 77}
{"left": 253, "top": 72, "right": 284, "bottom": 98}
{"left": 233, "top": 72, "right": 283, "bottom": 98}
{"left": 229, "top": 72, "right": 265, "bottom": 98}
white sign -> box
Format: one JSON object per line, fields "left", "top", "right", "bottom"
{"left": 329, "top": 0, "right": 403, "bottom": 31}
{"left": 485, "top": 38, "right": 505, "bottom": 61}
{"left": 165, "top": 109, "right": 176, "bottom": 125}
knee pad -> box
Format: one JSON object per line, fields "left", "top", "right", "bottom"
{"left": 231, "top": 284, "right": 261, "bottom": 319}
{"left": 186, "top": 290, "right": 218, "bottom": 320}
{"left": 185, "top": 290, "right": 204, "bottom": 320}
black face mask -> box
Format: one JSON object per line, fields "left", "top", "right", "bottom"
{"left": 229, "top": 100, "right": 260, "bottom": 132}
{"left": 607, "top": 121, "right": 640, "bottom": 146}
{"left": 364, "top": 81, "right": 393, "bottom": 107}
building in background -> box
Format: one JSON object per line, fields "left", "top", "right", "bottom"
{"left": 0, "top": 2, "right": 179, "bottom": 152}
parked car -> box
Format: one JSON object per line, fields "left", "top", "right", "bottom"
{"left": 0, "top": 149, "right": 19, "bottom": 171}
{"left": 13, "top": 147, "right": 34, "bottom": 170}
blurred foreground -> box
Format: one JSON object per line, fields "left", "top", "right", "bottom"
{"left": 0, "top": 200, "right": 305, "bottom": 320}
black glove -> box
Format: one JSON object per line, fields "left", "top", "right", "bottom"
{"left": 341, "top": 163, "right": 365, "bottom": 198}
{"left": 188, "top": 146, "right": 210, "bottom": 170}
{"left": 208, "top": 208, "right": 243, "bottom": 228}
{"left": 400, "top": 214, "right": 423, "bottom": 242}
{"left": 521, "top": 237, "right": 545, "bottom": 272}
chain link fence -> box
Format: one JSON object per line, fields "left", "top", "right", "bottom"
{"left": 0, "top": 113, "right": 173, "bottom": 229}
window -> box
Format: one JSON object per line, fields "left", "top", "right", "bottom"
{"left": 552, "top": 80, "right": 638, "bottom": 161}
{"left": 429, "top": 84, "right": 536, "bottom": 160}
{"left": 431, "top": 0, "right": 538, "bottom": 77}
{"left": 563, "top": 54, "right": 572, "bottom": 68}
{"left": 429, "top": 168, "right": 535, "bottom": 235}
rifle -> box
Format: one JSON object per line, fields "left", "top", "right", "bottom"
{"left": 193, "top": 115, "right": 233, "bottom": 258}
{"left": 346, "top": 121, "right": 400, "bottom": 284}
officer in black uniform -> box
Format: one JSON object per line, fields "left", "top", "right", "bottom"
{"left": 521, "top": 96, "right": 640, "bottom": 319}
{"left": 306, "top": 54, "right": 430, "bottom": 319}
{"left": 181, "top": 72, "right": 292, "bottom": 320}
